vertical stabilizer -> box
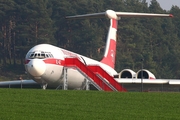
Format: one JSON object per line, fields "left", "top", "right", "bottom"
{"left": 100, "top": 19, "right": 117, "bottom": 69}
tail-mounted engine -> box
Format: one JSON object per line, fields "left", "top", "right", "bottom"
{"left": 136, "top": 69, "right": 156, "bottom": 79}
{"left": 119, "top": 69, "right": 136, "bottom": 78}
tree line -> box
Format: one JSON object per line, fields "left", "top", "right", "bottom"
{"left": 0, "top": 0, "right": 180, "bottom": 79}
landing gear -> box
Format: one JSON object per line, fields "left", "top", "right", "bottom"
{"left": 85, "top": 78, "right": 90, "bottom": 90}
{"left": 41, "top": 83, "right": 47, "bottom": 90}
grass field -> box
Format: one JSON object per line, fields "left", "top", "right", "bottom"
{"left": 0, "top": 89, "right": 180, "bottom": 120}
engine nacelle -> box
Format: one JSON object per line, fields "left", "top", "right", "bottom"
{"left": 119, "top": 69, "right": 136, "bottom": 78}
{"left": 136, "top": 69, "right": 156, "bottom": 79}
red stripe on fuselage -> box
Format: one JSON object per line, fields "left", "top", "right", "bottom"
{"left": 24, "top": 59, "right": 30, "bottom": 64}
{"left": 24, "top": 58, "right": 65, "bottom": 66}
{"left": 150, "top": 77, "right": 155, "bottom": 80}
{"left": 43, "top": 58, "right": 65, "bottom": 66}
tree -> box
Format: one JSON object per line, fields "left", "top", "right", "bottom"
{"left": 0, "top": 0, "right": 17, "bottom": 65}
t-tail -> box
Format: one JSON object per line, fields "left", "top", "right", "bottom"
{"left": 66, "top": 10, "right": 173, "bottom": 69}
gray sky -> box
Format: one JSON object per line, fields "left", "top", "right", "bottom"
{"left": 146, "top": 0, "right": 180, "bottom": 10}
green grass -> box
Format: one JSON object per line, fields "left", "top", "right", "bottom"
{"left": 0, "top": 89, "right": 180, "bottom": 120}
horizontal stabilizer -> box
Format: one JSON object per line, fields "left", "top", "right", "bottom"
{"left": 66, "top": 12, "right": 106, "bottom": 19}
{"left": 66, "top": 10, "right": 173, "bottom": 20}
{"left": 115, "top": 12, "right": 173, "bottom": 18}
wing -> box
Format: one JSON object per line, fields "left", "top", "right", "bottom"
{"left": 115, "top": 78, "right": 180, "bottom": 85}
{"left": 0, "top": 80, "right": 40, "bottom": 88}
{"left": 115, "top": 78, "right": 180, "bottom": 91}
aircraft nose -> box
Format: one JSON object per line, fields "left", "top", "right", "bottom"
{"left": 27, "top": 59, "right": 46, "bottom": 77}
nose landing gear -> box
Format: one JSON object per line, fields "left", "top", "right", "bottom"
{"left": 41, "top": 83, "right": 47, "bottom": 90}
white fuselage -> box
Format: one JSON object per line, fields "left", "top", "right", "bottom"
{"left": 24, "top": 44, "right": 117, "bottom": 89}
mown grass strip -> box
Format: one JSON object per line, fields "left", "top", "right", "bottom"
{"left": 0, "top": 89, "right": 180, "bottom": 120}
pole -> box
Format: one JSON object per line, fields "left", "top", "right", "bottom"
{"left": 63, "top": 67, "right": 68, "bottom": 90}
{"left": 141, "top": 58, "right": 144, "bottom": 92}
{"left": 21, "top": 80, "right": 22, "bottom": 89}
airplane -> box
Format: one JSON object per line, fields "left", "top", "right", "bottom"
{"left": 0, "top": 10, "right": 179, "bottom": 91}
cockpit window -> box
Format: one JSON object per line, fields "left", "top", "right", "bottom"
{"left": 28, "top": 51, "right": 53, "bottom": 59}
{"left": 30, "top": 54, "right": 34, "bottom": 57}
{"left": 46, "top": 54, "right": 49, "bottom": 58}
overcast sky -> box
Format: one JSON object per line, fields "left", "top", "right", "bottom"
{"left": 146, "top": 0, "right": 180, "bottom": 10}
